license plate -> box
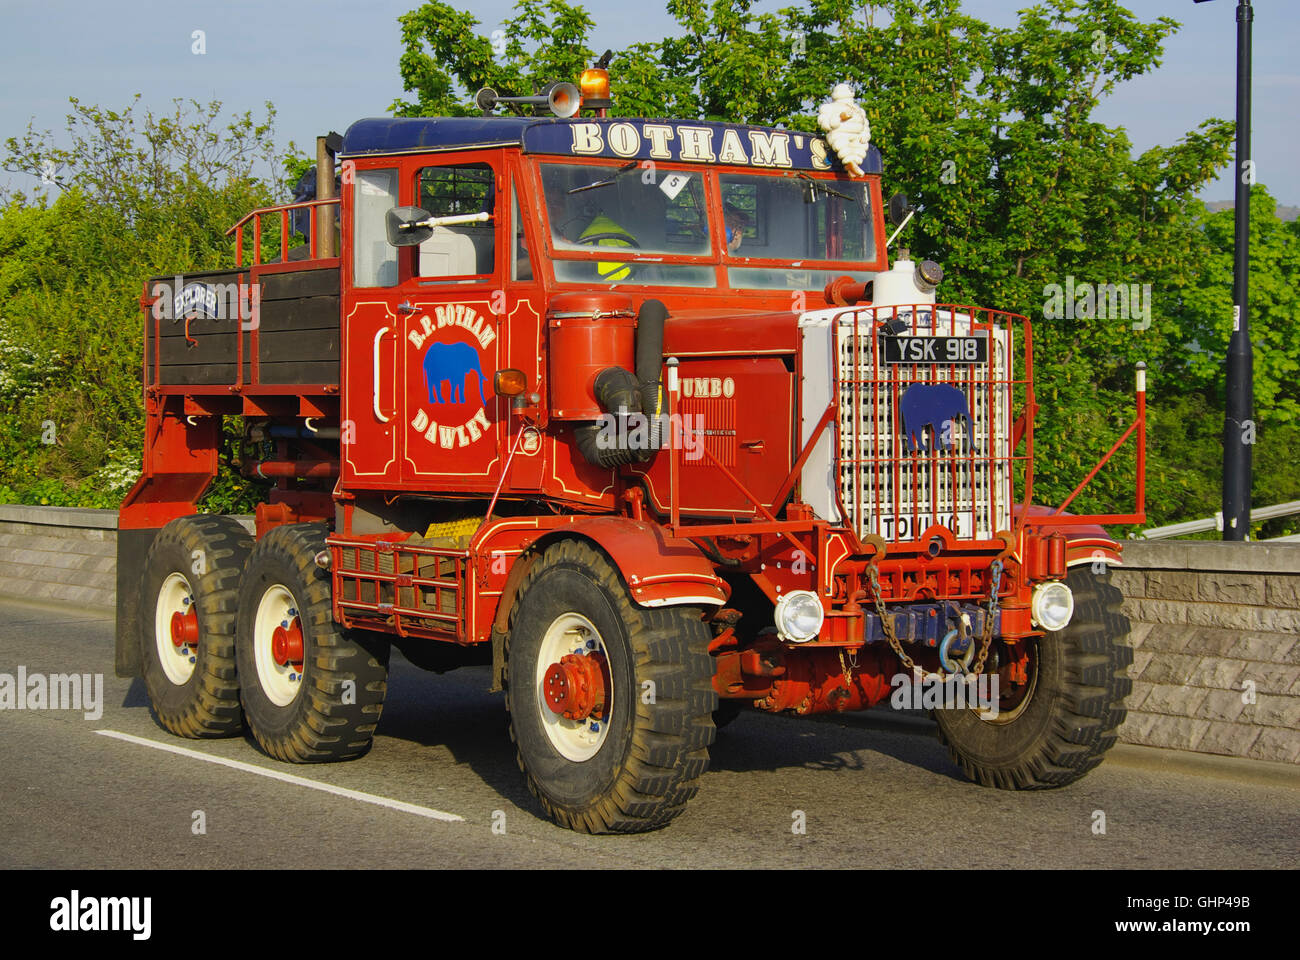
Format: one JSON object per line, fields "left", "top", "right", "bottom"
{"left": 880, "top": 335, "right": 988, "bottom": 365}
{"left": 879, "top": 512, "right": 972, "bottom": 540}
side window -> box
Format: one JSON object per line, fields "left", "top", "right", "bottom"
{"left": 353, "top": 168, "right": 399, "bottom": 287}
{"left": 511, "top": 185, "right": 532, "bottom": 282}
{"left": 416, "top": 163, "right": 496, "bottom": 280}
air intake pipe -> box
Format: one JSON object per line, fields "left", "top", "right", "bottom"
{"left": 573, "top": 367, "right": 642, "bottom": 467}
{"left": 635, "top": 299, "right": 668, "bottom": 451}
{"left": 573, "top": 299, "right": 669, "bottom": 468}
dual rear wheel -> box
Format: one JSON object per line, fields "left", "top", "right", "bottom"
{"left": 139, "top": 518, "right": 388, "bottom": 761}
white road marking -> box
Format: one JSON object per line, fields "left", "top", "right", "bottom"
{"left": 95, "top": 729, "right": 465, "bottom": 822}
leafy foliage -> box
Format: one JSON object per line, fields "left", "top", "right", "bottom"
{"left": 391, "top": 0, "right": 1267, "bottom": 525}
{"left": 0, "top": 97, "right": 293, "bottom": 509}
{"left": 2, "top": 1, "right": 1295, "bottom": 540}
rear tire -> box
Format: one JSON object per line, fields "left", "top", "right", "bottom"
{"left": 934, "top": 566, "right": 1133, "bottom": 789}
{"left": 236, "top": 523, "right": 389, "bottom": 762}
{"left": 138, "top": 515, "right": 253, "bottom": 738}
{"left": 505, "top": 540, "right": 716, "bottom": 833}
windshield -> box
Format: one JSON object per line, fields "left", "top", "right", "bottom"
{"left": 721, "top": 172, "right": 875, "bottom": 290}
{"left": 536, "top": 160, "right": 879, "bottom": 289}
{"left": 539, "top": 160, "right": 714, "bottom": 286}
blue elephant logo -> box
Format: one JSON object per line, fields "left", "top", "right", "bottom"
{"left": 423, "top": 340, "right": 487, "bottom": 405}
{"left": 899, "top": 383, "right": 971, "bottom": 452}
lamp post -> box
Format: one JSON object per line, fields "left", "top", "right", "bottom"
{"left": 1195, "top": 0, "right": 1254, "bottom": 541}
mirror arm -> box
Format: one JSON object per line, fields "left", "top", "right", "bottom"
{"left": 401, "top": 211, "right": 493, "bottom": 231}
{"left": 885, "top": 208, "right": 915, "bottom": 249}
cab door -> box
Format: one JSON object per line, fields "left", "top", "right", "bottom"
{"left": 395, "top": 152, "right": 509, "bottom": 494}
{"left": 341, "top": 162, "right": 402, "bottom": 486}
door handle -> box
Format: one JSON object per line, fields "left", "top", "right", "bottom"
{"left": 373, "top": 326, "right": 391, "bottom": 423}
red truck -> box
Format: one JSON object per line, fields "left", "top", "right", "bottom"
{"left": 115, "top": 70, "right": 1145, "bottom": 833}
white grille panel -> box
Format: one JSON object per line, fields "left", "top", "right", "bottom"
{"left": 804, "top": 306, "right": 1014, "bottom": 543}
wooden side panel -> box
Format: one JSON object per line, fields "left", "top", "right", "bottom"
{"left": 149, "top": 267, "right": 341, "bottom": 387}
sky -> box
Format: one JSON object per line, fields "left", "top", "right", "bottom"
{"left": 1, "top": 0, "right": 1295, "bottom": 204}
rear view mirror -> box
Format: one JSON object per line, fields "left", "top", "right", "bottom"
{"left": 386, "top": 206, "right": 434, "bottom": 247}
{"left": 888, "top": 192, "right": 914, "bottom": 227}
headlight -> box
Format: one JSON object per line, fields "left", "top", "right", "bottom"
{"left": 774, "top": 590, "right": 824, "bottom": 643}
{"left": 1031, "top": 581, "right": 1074, "bottom": 632}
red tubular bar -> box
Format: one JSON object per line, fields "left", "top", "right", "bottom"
{"left": 225, "top": 198, "right": 340, "bottom": 267}
{"left": 1042, "top": 362, "right": 1147, "bottom": 525}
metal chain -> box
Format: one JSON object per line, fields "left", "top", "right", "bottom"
{"left": 866, "top": 560, "right": 1002, "bottom": 678}
{"left": 971, "top": 560, "right": 1004, "bottom": 676}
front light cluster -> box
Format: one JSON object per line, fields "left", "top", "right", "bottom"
{"left": 1031, "top": 581, "right": 1074, "bottom": 632}
{"left": 774, "top": 590, "right": 824, "bottom": 643}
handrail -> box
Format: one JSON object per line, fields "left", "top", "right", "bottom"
{"left": 224, "top": 197, "right": 341, "bottom": 267}
{"left": 1141, "top": 500, "right": 1300, "bottom": 540}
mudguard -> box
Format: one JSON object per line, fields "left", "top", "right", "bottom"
{"left": 476, "top": 515, "right": 729, "bottom": 632}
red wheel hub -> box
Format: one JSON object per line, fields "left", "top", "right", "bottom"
{"left": 170, "top": 607, "right": 198, "bottom": 648}
{"left": 542, "top": 653, "right": 607, "bottom": 721}
{"left": 272, "top": 618, "right": 305, "bottom": 667}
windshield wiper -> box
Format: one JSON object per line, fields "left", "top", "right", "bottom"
{"left": 568, "top": 160, "right": 639, "bottom": 194}
{"left": 796, "top": 172, "right": 856, "bottom": 202}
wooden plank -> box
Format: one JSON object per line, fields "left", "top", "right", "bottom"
{"left": 255, "top": 360, "right": 340, "bottom": 385}
{"left": 257, "top": 268, "right": 340, "bottom": 301}
{"left": 147, "top": 270, "right": 243, "bottom": 288}
{"left": 258, "top": 328, "right": 340, "bottom": 364}
{"left": 255, "top": 295, "right": 340, "bottom": 333}
{"left": 157, "top": 363, "right": 241, "bottom": 386}
{"left": 157, "top": 330, "right": 338, "bottom": 366}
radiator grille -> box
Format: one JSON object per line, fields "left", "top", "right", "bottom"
{"left": 832, "top": 306, "right": 1015, "bottom": 543}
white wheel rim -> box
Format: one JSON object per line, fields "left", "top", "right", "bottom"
{"left": 154, "top": 572, "right": 197, "bottom": 685}
{"left": 975, "top": 643, "right": 1038, "bottom": 724}
{"left": 253, "top": 584, "right": 304, "bottom": 707}
{"left": 536, "top": 612, "right": 612, "bottom": 762}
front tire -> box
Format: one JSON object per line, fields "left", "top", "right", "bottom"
{"left": 236, "top": 523, "right": 389, "bottom": 762}
{"left": 934, "top": 566, "right": 1133, "bottom": 789}
{"left": 138, "top": 515, "right": 253, "bottom": 738}
{"left": 505, "top": 540, "right": 716, "bottom": 833}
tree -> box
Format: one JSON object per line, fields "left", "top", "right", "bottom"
{"left": 0, "top": 97, "right": 293, "bottom": 508}
{"left": 393, "top": 0, "right": 1236, "bottom": 523}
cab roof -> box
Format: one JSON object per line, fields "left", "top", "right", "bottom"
{"left": 340, "top": 116, "right": 881, "bottom": 174}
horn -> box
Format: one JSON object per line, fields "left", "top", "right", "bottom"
{"left": 474, "top": 82, "right": 581, "bottom": 118}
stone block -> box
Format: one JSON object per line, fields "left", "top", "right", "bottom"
{"left": 1249, "top": 694, "right": 1300, "bottom": 729}
{"left": 1195, "top": 573, "right": 1266, "bottom": 605}
{"left": 1195, "top": 720, "right": 1261, "bottom": 758}
{"left": 1139, "top": 652, "right": 1203, "bottom": 685}
{"left": 1184, "top": 656, "right": 1248, "bottom": 690}
{"left": 1144, "top": 571, "right": 1199, "bottom": 601}
{"left": 1192, "top": 687, "right": 1248, "bottom": 723}
{"left": 1109, "top": 568, "right": 1145, "bottom": 599}
{"left": 1138, "top": 714, "right": 1210, "bottom": 751}
{"left": 1125, "top": 679, "right": 1155, "bottom": 711}
{"left": 1246, "top": 728, "right": 1300, "bottom": 764}
{"left": 1265, "top": 575, "right": 1300, "bottom": 610}
{"left": 1140, "top": 683, "right": 1206, "bottom": 717}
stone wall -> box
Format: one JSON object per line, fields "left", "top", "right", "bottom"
{"left": 0, "top": 505, "right": 117, "bottom": 610}
{"left": 1, "top": 505, "right": 1297, "bottom": 763}
{"left": 1113, "top": 541, "right": 1300, "bottom": 764}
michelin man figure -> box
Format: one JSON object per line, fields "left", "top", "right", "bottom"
{"left": 817, "top": 83, "right": 871, "bottom": 178}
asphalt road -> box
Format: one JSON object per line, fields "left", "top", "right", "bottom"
{"left": 1, "top": 597, "right": 1296, "bottom": 870}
